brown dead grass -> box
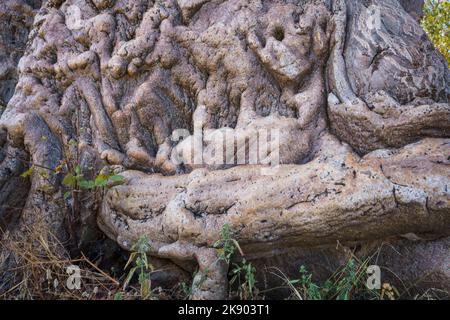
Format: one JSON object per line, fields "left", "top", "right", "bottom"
{"left": 0, "top": 225, "right": 121, "bottom": 300}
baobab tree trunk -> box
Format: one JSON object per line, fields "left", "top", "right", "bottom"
{"left": 0, "top": 0, "right": 449, "bottom": 299}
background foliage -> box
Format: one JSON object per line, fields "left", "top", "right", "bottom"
{"left": 422, "top": 0, "right": 450, "bottom": 64}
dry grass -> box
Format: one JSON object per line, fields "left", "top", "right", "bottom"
{"left": 1, "top": 228, "right": 448, "bottom": 300}
{"left": 266, "top": 242, "right": 449, "bottom": 300}
{"left": 0, "top": 226, "right": 121, "bottom": 300}
{"left": 0, "top": 225, "right": 188, "bottom": 300}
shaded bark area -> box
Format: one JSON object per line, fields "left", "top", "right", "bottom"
{"left": 0, "top": 0, "right": 43, "bottom": 228}
{"left": 0, "top": 0, "right": 42, "bottom": 109}
{"left": 399, "top": 0, "right": 424, "bottom": 21}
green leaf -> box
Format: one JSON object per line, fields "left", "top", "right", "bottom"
{"left": 94, "top": 174, "right": 108, "bottom": 187}
{"left": 138, "top": 272, "right": 150, "bottom": 283}
{"left": 39, "top": 184, "right": 53, "bottom": 192}
{"left": 20, "top": 167, "right": 34, "bottom": 178}
{"left": 62, "top": 173, "right": 76, "bottom": 187}
{"left": 108, "top": 174, "right": 125, "bottom": 183}
{"left": 38, "top": 169, "right": 50, "bottom": 178}
{"left": 113, "top": 292, "right": 124, "bottom": 300}
{"left": 64, "top": 191, "right": 72, "bottom": 200}
{"left": 75, "top": 165, "right": 81, "bottom": 175}
{"left": 79, "top": 179, "right": 95, "bottom": 189}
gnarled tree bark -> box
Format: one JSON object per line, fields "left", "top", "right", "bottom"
{"left": 0, "top": 0, "right": 448, "bottom": 299}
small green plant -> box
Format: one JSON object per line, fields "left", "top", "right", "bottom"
{"left": 215, "top": 224, "right": 257, "bottom": 299}
{"left": 283, "top": 257, "right": 395, "bottom": 300}
{"left": 213, "top": 224, "right": 243, "bottom": 264}
{"left": 289, "top": 265, "right": 324, "bottom": 299}
{"left": 295, "top": 260, "right": 363, "bottom": 300}
{"left": 230, "top": 258, "right": 257, "bottom": 299}
{"left": 180, "top": 281, "right": 192, "bottom": 299}
{"left": 123, "top": 235, "right": 154, "bottom": 299}
{"left": 21, "top": 159, "right": 124, "bottom": 199}
{"left": 332, "top": 258, "right": 359, "bottom": 300}
{"left": 62, "top": 165, "right": 124, "bottom": 199}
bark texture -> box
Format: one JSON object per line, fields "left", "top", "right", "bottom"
{"left": 0, "top": 0, "right": 449, "bottom": 299}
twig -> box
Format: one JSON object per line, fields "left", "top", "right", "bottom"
{"left": 81, "top": 253, "right": 120, "bottom": 286}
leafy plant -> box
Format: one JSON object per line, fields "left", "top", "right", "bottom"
{"left": 180, "top": 281, "right": 192, "bottom": 299}
{"left": 422, "top": 0, "right": 450, "bottom": 64}
{"left": 215, "top": 224, "right": 257, "bottom": 299}
{"left": 123, "top": 235, "right": 154, "bottom": 299}
{"left": 62, "top": 165, "right": 124, "bottom": 199}
{"left": 213, "top": 224, "right": 243, "bottom": 264}
{"left": 21, "top": 158, "right": 124, "bottom": 200}
{"left": 332, "top": 258, "right": 360, "bottom": 300}
{"left": 284, "top": 257, "right": 397, "bottom": 300}
{"left": 289, "top": 265, "right": 324, "bottom": 300}
{"left": 230, "top": 259, "right": 257, "bottom": 299}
